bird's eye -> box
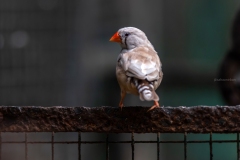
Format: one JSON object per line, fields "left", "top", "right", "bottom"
{"left": 125, "top": 33, "right": 129, "bottom": 37}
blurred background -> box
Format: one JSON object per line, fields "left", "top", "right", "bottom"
{"left": 0, "top": 0, "right": 240, "bottom": 159}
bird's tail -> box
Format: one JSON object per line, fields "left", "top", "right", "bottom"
{"left": 134, "top": 80, "right": 159, "bottom": 101}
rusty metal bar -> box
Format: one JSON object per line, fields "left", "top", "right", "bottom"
{"left": 0, "top": 106, "right": 240, "bottom": 133}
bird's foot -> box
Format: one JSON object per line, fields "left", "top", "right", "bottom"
{"left": 147, "top": 101, "right": 160, "bottom": 112}
{"left": 119, "top": 102, "right": 124, "bottom": 111}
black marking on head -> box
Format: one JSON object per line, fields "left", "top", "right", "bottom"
{"left": 124, "top": 35, "right": 128, "bottom": 48}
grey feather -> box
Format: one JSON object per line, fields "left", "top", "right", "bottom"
{"left": 115, "top": 27, "right": 163, "bottom": 102}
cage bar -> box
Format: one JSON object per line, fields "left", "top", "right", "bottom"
{"left": 238, "top": 133, "right": 239, "bottom": 160}
{"left": 0, "top": 106, "right": 240, "bottom": 133}
{"left": 1, "top": 139, "right": 240, "bottom": 144}
{"left": 0, "top": 106, "right": 240, "bottom": 160}
{"left": 0, "top": 132, "right": 240, "bottom": 160}
{"left": 210, "top": 132, "right": 213, "bottom": 160}
{"left": 52, "top": 132, "right": 54, "bottom": 160}
{"left": 106, "top": 134, "right": 109, "bottom": 160}
{"left": 0, "top": 132, "right": 1, "bottom": 160}
{"left": 25, "top": 132, "right": 28, "bottom": 160}
{"left": 184, "top": 132, "right": 187, "bottom": 160}
{"left": 78, "top": 132, "right": 81, "bottom": 160}
{"left": 131, "top": 132, "right": 134, "bottom": 160}
{"left": 157, "top": 132, "right": 160, "bottom": 160}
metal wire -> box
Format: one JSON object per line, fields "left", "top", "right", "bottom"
{"left": 238, "top": 133, "right": 240, "bottom": 160}
{"left": 131, "top": 132, "right": 134, "bottom": 160}
{"left": 157, "top": 132, "right": 160, "bottom": 160}
{"left": 78, "top": 132, "right": 81, "bottom": 160}
{"left": 106, "top": 134, "right": 109, "bottom": 160}
{"left": 210, "top": 132, "right": 213, "bottom": 160}
{"left": 25, "top": 132, "right": 28, "bottom": 160}
{"left": 0, "top": 132, "right": 1, "bottom": 160}
{"left": 184, "top": 132, "right": 187, "bottom": 160}
{"left": 2, "top": 139, "right": 240, "bottom": 144}
{"left": 0, "top": 132, "right": 240, "bottom": 160}
{"left": 52, "top": 132, "right": 54, "bottom": 160}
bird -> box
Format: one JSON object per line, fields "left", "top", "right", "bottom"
{"left": 109, "top": 27, "right": 163, "bottom": 111}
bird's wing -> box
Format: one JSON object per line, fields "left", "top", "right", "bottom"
{"left": 119, "top": 46, "right": 161, "bottom": 81}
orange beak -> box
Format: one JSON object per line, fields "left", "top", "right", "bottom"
{"left": 109, "top": 32, "right": 121, "bottom": 43}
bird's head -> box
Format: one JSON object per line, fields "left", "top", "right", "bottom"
{"left": 110, "top": 27, "right": 154, "bottom": 50}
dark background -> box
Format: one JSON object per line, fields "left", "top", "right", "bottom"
{"left": 0, "top": 0, "right": 240, "bottom": 160}
{"left": 1, "top": 0, "right": 239, "bottom": 107}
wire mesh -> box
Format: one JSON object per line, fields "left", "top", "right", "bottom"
{"left": 0, "top": 132, "right": 240, "bottom": 160}
{"left": 0, "top": 106, "right": 239, "bottom": 159}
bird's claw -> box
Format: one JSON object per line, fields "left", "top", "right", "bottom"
{"left": 147, "top": 101, "right": 160, "bottom": 112}
{"left": 119, "top": 103, "right": 124, "bottom": 111}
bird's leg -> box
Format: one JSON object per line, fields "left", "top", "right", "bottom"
{"left": 148, "top": 101, "right": 160, "bottom": 112}
{"left": 119, "top": 91, "right": 126, "bottom": 110}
